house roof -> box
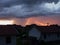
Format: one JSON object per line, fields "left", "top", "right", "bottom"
{"left": 38, "top": 26, "right": 60, "bottom": 33}
{"left": 25, "top": 24, "right": 60, "bottom": 33}
{"left": 0, "top": 25, "right": 19, "bottom": 36}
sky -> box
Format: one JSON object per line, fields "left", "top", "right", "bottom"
{"left": 0, "top": 0, "right": 60, "bottom": 26}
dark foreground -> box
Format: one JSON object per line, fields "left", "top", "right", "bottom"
{"left": 17, "top": 37, "right": 60, "bottom": 45}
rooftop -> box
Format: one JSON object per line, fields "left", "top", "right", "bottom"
{"left": 0, "top": 25, "right": 19, "bottom": 36}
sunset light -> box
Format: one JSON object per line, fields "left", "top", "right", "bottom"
{"left": 0, "top": 20, "right": 14, "bottom": 25}
{"left": 35, "top": 21, "right": 48, "bottom": 26}
{"left": 25, "top": 17, "right": 48, "bottom": 26}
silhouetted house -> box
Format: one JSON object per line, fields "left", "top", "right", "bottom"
{"left": 40, "top": 25, "right": 60, "bottom": 42}
{"left": 0, "top": 25, "right": 19, "bottom": 45}
{"left": 29, "top": 27, "right": 41, "bottom": 40}
{"left": 25, "top": 24, "right": 60, "bottom": 42}
{"left": 25, "top": 24, "right": 41, "bottom": 40}
{"left": 21, "top": 24, "right": 40, "bottom": 45}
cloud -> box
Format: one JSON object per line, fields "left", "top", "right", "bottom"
{"left": 0, "top": 0, "right": 60, "bottom": 18}
{"left": 0, "top": 0, "right": 59, "bottom": 7}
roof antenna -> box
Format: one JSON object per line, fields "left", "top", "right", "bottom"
{"left": 47, "top": 23, "right": 49, "bottom": 26}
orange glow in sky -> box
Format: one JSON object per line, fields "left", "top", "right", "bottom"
{"left": 25, "top": 17, "right": 48, "bottom": 26}
{"left": 0, "top": 20, "right": 14, "bottom": 25}
{"left": 12, "top": 15, "right": 60, "bottom": 26}
{"left": 35, "top": 21, "right": 48, "bottom": 26}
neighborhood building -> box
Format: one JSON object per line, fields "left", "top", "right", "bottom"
{"left": 25, "top": 24, "right": 60, "bottom": 42}
{"left": 39, "top": 25, "right": 60, "bottom": 42}
{"left": 0, "top": 25, "right": 19, "bottom": 45}
{"left": 29, "top": 27, "right": 41, "bottom": 40}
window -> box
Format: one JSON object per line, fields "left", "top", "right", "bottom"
{"left": 57, "top": 33, "right": 59, "bottom": 37}
{"left": 6, "top": 36, "right": 11, "bottom": 44}
{"left": 44, "top": 34, "right": 46, "bottom": 39}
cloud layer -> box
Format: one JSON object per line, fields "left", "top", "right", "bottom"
{"left": 0, "top": 0, "right": 60, "bottom": 18}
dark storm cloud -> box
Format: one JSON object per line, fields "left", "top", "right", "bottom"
{"left": 22, "top": 0, "right": 59, "bottom": 4}
{"left": 0, "top": 0, "right": 60, "bottom": 18}
{"left": 0, "top": 0, "right": 59, "bottom": 7}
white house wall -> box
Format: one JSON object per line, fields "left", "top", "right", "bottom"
{"left": 10, "top": 36, "right": 16, "bottom": 45}
{"left": 41, "top": 33, "right": 60, "bottom": 42}
{"left": 29, "top": 28, "right": 41, "bottom": 40}
{"left": 0, "top": 36, "right": 5, "bottom": 45}
{"left": 0, "top": 36, "right": 16, "bottom": 45}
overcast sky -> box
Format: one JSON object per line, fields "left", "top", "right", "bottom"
{"left": 0, "top": 0, "right": 60, "bottom": 18}
{"left": 0, "top": 0, "right": 60, "bottom": 25}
